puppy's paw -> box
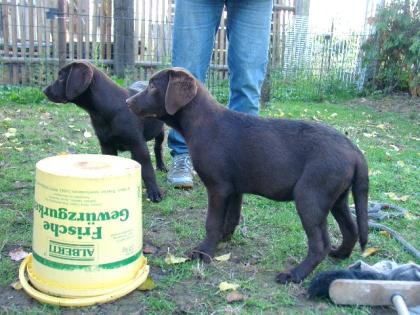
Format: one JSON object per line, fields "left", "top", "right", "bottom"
{"left": 147, "top": 188, "right": 163, "bottom": 203}
{"left": 188, "top": 245, "right": 214, "bottom": 263}
{"left": 329, "top": 246, "right": 352, "bottom": 259}
{"left": 276, "top": 271, "right": 302, "bottom": 284}
{"left": 156, "top": 164, "right": 168, "bottom": 172}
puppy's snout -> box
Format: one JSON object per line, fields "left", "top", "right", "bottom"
{"left": 42, "top": 86, "right": 50, "bottom": 95}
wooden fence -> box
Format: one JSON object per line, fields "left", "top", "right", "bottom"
{"left": 0, "top": 0, "right": 295, "bottom": 86}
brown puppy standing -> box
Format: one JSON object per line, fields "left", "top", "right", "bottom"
{"left": 126, "top": 67, "right": 369, "bottom": 283}
{"left": 43, "top": 61, "right": 166, "bottom": 202}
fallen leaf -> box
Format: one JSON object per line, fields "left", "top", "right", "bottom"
{"left": 9, "top": 247, "right": 29, "bottom": 261}
{"left": 379, "top": 231, "right": 391, "bottom": 238}
{"left": 57, "top": 151, "right": 70, "bottom": 156}
{"left": 404, "top": 212, "right": 415, "bottom": 220}
{"left": 362, "top": 247, "right": 378, "bottom": 257}
{"left": 385, "top": 192, "right": 409, "bottom": 202}
{"left": 83, "top": 130, "right": 92, "bottom": 138}
{"left": 164, "top": 253, "right": 188, "bottom": 265}
{"left": 330, "top": 113, "right": 338, "bottom": 118}
{"left": 363, "top": 132, "right": 375, "bottom": 138}
{"left": 143, "top": 245, "right": 157, "bottom": 254}
{"left": 14, "top": 147, "right": 23, "bottom": 152}
{"left": 137, "top": 276, "right": 156, "bottom": 291}
{"left": 10, "top": 281, "right": 23, "bottom": 290}
{"left": 389, "top": 144, "right": 400, "bottom": 152}
{"left": 215, "top": 253, "right": 231, "bottom": 262}
{"left": 397, "top": 160, "right": 405, "bottom": 167}
{"left": 369, "top": 169, "right": 382, "bottom": 176}
{"left": 376, "top": 124, "right": 386, "bottom": 130}
{"left": 226, "top": 291, "right": 245, "bottom": 303}
{"left": 219, "top": 281, "right": 240, "bottom": 291}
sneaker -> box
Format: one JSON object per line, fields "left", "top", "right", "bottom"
{"left": 167, "top": 153, "right": 193, "bottom": 188}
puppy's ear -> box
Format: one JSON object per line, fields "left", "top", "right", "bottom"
{"left": 165, "top": 68, "right": 198, "bottom": 115}
{"left": 65, "top": 62, "right": 94, "bottom": 100}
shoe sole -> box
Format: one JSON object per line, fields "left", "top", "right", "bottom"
{"left": 173, "top": 183, "right": 193, "bottom": 189}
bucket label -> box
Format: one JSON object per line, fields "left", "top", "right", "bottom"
{"left": 33, "top": 170, "right": 142, "bottom": 270}
{"left": 49, "top": 240, "right": 95, "bottom": 262}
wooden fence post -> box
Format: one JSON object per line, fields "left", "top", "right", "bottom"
{"left": 114, "top": 0, "right": 134, "bottom": 77}
{"left": 58, "top": 0, "right": 66, "bottom": 68}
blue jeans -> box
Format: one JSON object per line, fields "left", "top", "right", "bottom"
{"left": 168, "top": 0, "right": 273, "bottom": 156}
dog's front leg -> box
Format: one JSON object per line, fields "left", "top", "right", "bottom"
{"left": 131, "top": 141, "right": 163, "bottom": 202}
{"left": 190, "top": 188, "right": 229, "bottom": 263}
{"left": 222, "top": 193, "right": 243, "bottom": 241}
{"left": 99, "top": 142, "right": 117, "bottom": 156}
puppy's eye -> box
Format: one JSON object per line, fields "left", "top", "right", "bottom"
{"left": 149, "top": 82, "right": 155, "bottom": 90}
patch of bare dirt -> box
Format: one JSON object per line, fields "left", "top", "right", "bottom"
{"left": 346, "top": 94, "right": 419, "bottom": 116}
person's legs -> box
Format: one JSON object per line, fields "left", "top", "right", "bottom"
{"left": 168, "top": 0, "right": 224, "bottom": 187}
{"left": 225, "top": 0, "right": 273, "bottom": 115}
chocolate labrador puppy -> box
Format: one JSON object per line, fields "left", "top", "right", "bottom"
{"left": 126, "top": 67, "right": 369, "bottom": 283}
{"left": 43, "top": 61, "right": 166, "bottom": 202}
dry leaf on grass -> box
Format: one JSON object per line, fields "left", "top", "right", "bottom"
{"left": 379, "top": 231, "right": 391, "bottom": 238}
{"left": 404, "top": 212, "right": 415, "bottom": 220}
{"left": 83, "top": 130, "right": 92, "bottom": 138}
{"left": 10, "top": 281, "right": 23, "bottom": 290}
{"left": 164, "top": 253, "right": 189, "bottom": 265}
{"left": 219, "top": 281, "right": 239, "bottom": 291}
{"left": 143, "top": 245, "right": 157, "bottom": 255}
{"left": 226, "top": 291, "right": 245, "bottom": 303}
{"left": 9, "top": 247, "right": 29, "bottom": 261}
{"left": 385, "top": 192, "right": 409, "bottom": 202}
{"left": 362, "top": 247, "right": 378, "bottom": 257}
{"left": 137, "top": 276, "right": 156, "bottom": 291}
{"left": 215, "top": 253, "right": 231, "bottom": 262}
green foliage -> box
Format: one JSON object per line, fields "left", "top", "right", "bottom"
{"left": 0, "top": 86, "right": 46, "bottom": 104}
{"left": 361, "top": 0, "right": 420, "bottom": 94}
{"left": 269, "top": 70, "right": 358, "bottom": 103}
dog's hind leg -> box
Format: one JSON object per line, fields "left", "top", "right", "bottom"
{"left": 222, "top": 193, "right": 243, "bottom": 242}
{"left": 154, "top": 129, "right": 167, "bottom": 172}
{"left": 277, "top": 188, "right": 331, "bottom": 284}
{"left": 329, "top": 190, "right": 357, "bottom": 259}
{"left": 190, "top": 186, "right": 232, "bottom": 262}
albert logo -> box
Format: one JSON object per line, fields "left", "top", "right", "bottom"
{"left": 49, "top": 241, "right": 95, "bottom": 261}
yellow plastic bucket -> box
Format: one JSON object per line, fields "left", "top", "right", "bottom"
{"left": 20, "top": 154, "right": 149, "bottom": 305}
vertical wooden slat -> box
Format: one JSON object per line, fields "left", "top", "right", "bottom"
{"left": 68, "top": 0, "right": 74, "bottom": 60}
{"left": 75, "top": 0, "right": 82, "bottom": 59}
{"left": 1, "top": 0, "right": 10, "bottom": 84}
{"left": 84, "top": 1, "right": 90, "bottom": 59}
{"left": 2, "top": 0, "right": 10, "bottom": 57}
{"left": 18, "top": 2, "right": 26, "bottom": 83}
{"left": 92, "top": 0, "right": 98, "bottom": 60}
{"left": 58, "top": 0, "right": 66, "bottom": 68}
{"left": 155, "top": 0, "right": 159, "bottom": 61}
{"left": 106, "top": 0, "right": 112, "bottom": 60}
{"left": 166, "top": 0, "right": 172, "bottom": 58}
{"left": 100, "top": 0, "right": 106, "bottom": 59}
{"left": 133, "top": 0, "right": 139, "bottom": 62}
{"left": 147, "top": 0, "right": 152, "bottom": 61}
{"left": 54, "top": 4, "right": 59, "bottom": 60}
{"left": 10, "top": 0, "right": 18, "bottom": 83}
{"left": 140, "top": 0, "right": 145, "bottom": 59}
{"left": 28, "top": 0, "right": 34, "bottom": 57}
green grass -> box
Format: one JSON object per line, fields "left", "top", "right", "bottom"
{"left": 0, "top": 86, "right": 419, "bottom": 314}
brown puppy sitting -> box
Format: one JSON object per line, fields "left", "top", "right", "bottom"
{"left": 126, "top": 67, "right": 369, "bottom": 283}
{"left": 43, "top": 61, "right": 166, "bottom": 202}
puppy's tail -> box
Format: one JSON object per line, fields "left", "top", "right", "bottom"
{"left": 352, "top": 156, "right": 369, "bottom": 251}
